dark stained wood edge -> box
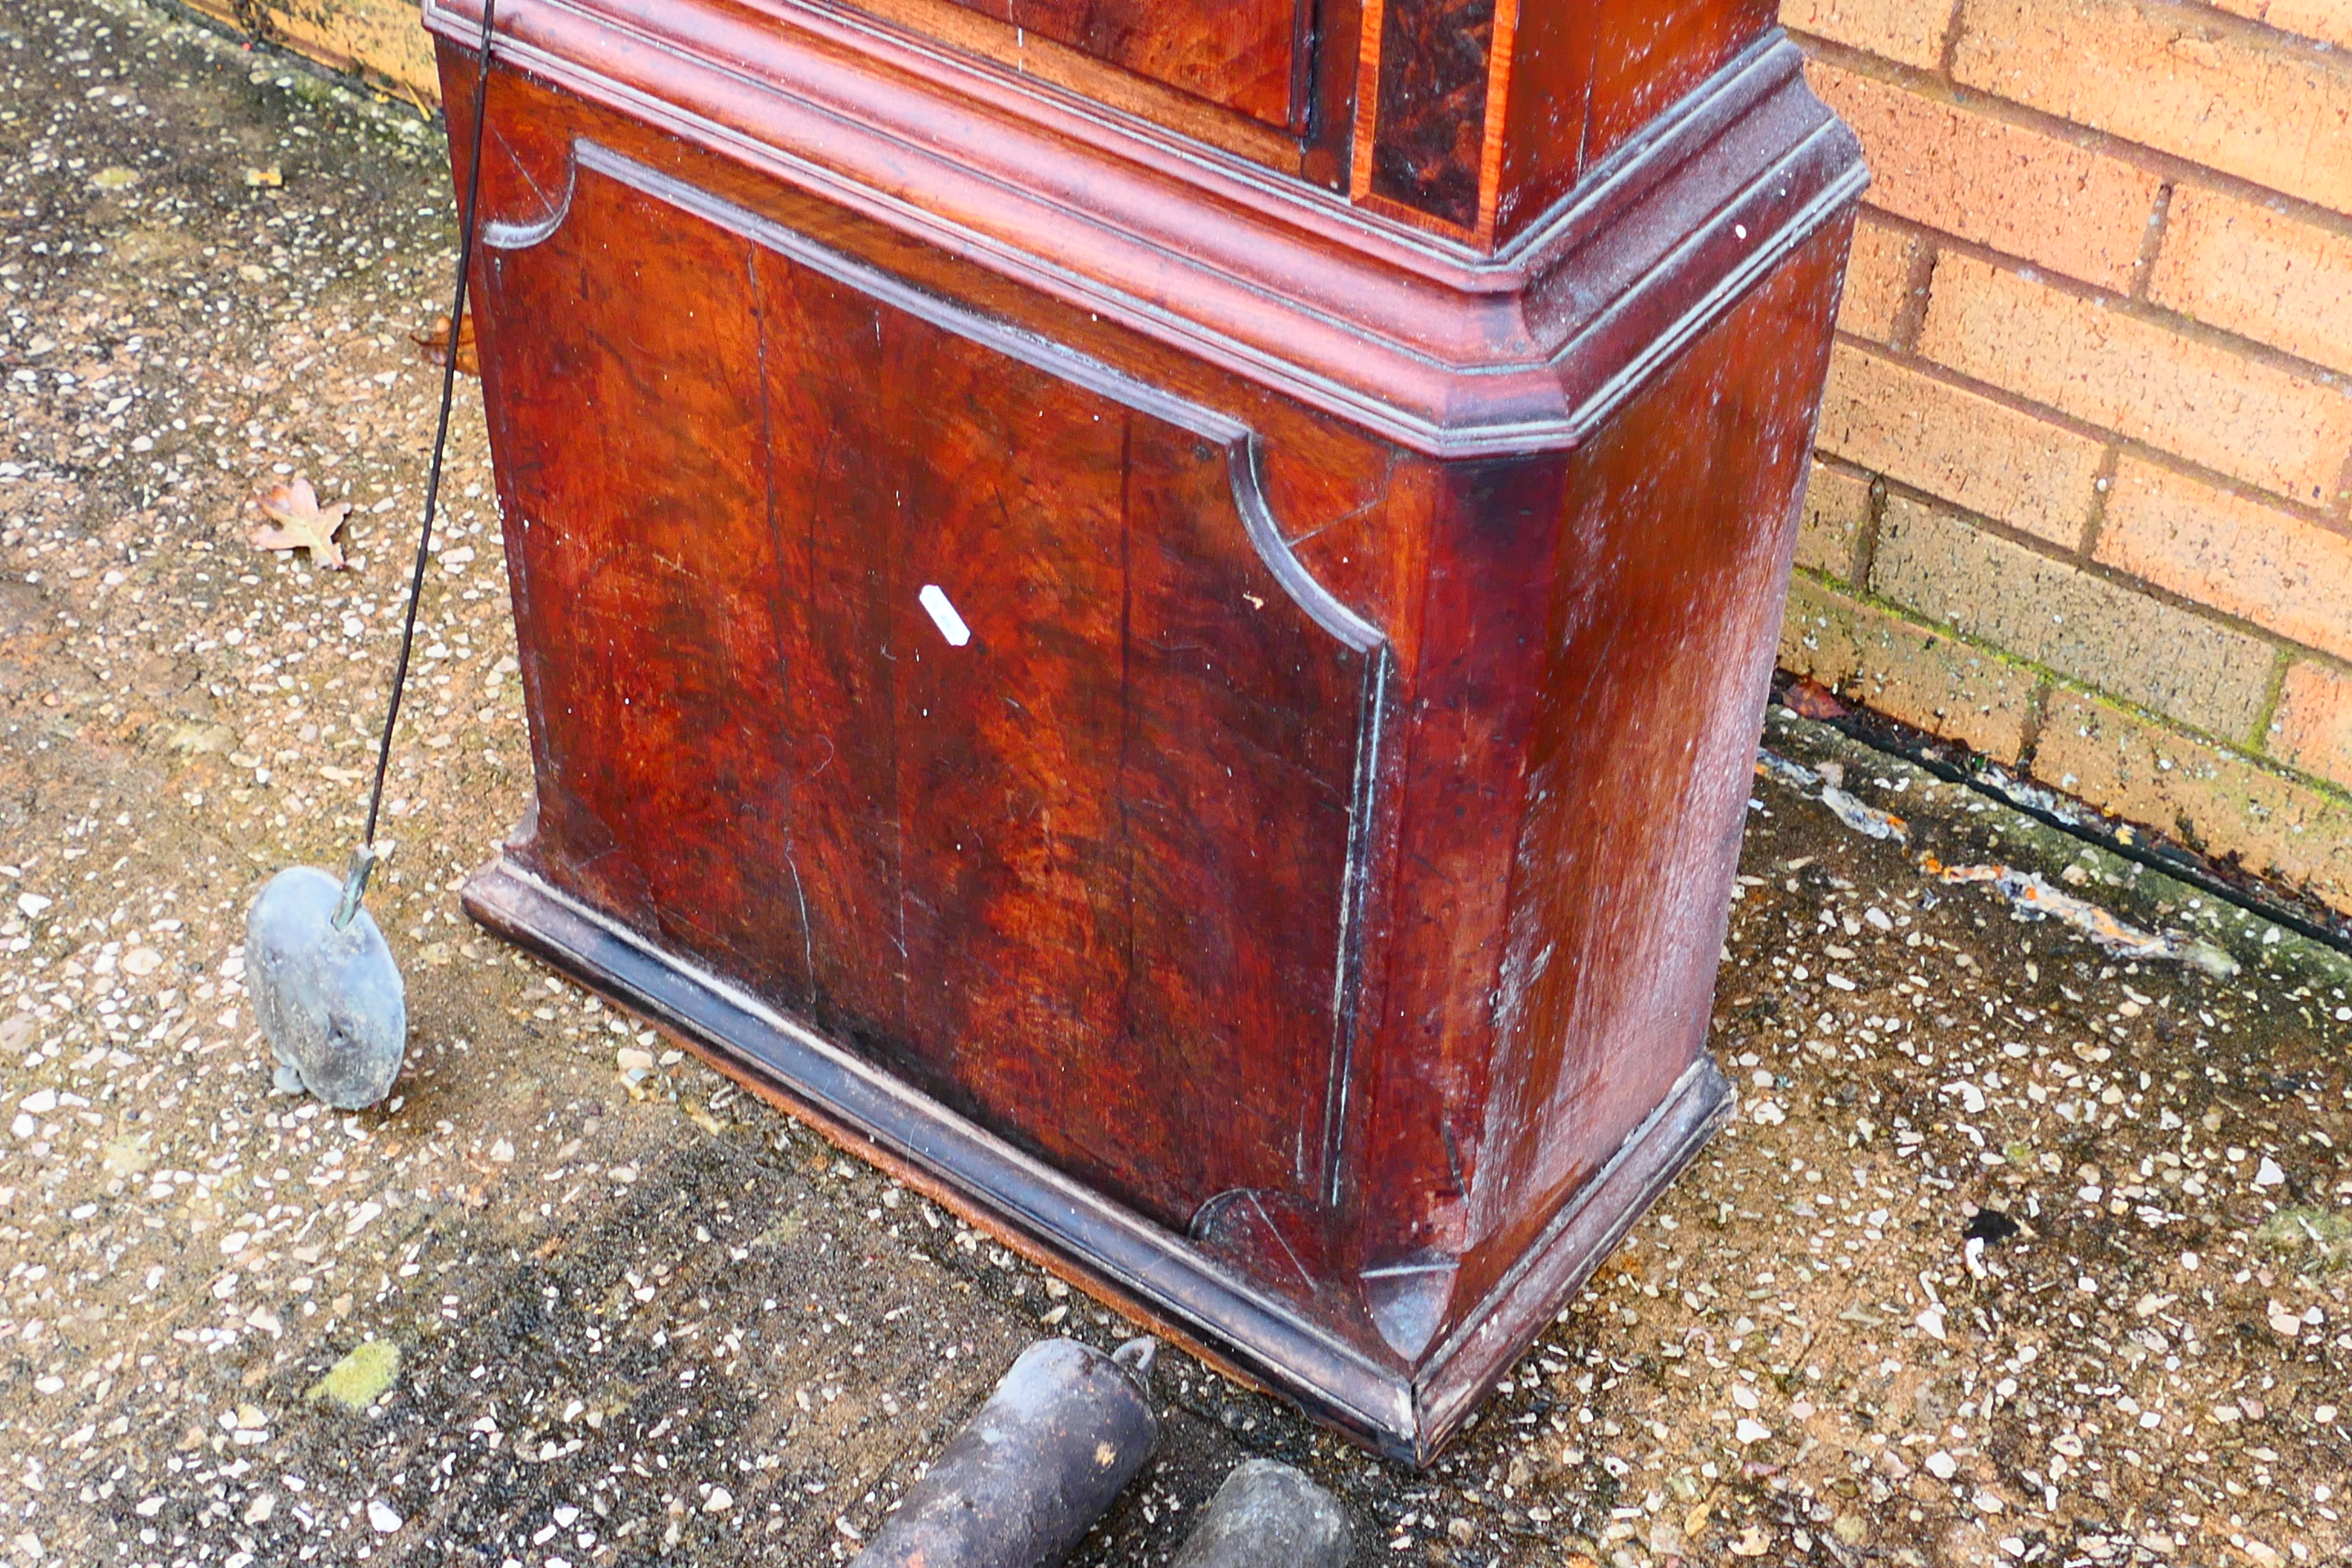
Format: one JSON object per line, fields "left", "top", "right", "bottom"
{"left": 426, "top": 0, "right": 1863, "bottom": 454}
{"left": 1298, "top": 0, "right": 1365, "bottom": 190}
{"left": 462, "top": 857, "right": 1736, "bottom": 1463}
{"left": 463, "top": 856, "right": 1422, "bottom": 1452}
{"left": 1364, "top": 0, "right": 1499, "bottom": 231}
{"left": 1321, "top": 637, "right": 1391, "bottom": 1207}
{"left": 1410, "top": 1056, "right": 1734, "bottom": 1460}
{"left": 1224, "top": 441, "right": 1383, "bottom": 653}
{"left": 1284, "top": 0, "right": 1318, "bottom": 140}
{"left": 1348, "top": 0, "right": 1530, "bottom": 244}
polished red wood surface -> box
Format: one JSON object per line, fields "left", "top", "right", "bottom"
{"left": 916, "top": 0, "right": 1306, "bottom": 129}
{"left": 485, "top": 151, "right": 1374, "bottom": 1225}
{"left": 1361, "top": 0, "right": 1497, "bottom": 226}
{"left": 437, "top": 0, "right": 1863, "bottom": 1460}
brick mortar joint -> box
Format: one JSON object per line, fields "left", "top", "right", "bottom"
{"left": 1794, "top": 33, "right": 2352, "bottom": 240}
{"left": 1884, "top": 227, "right": 1938, "bottom": 354}
{"left": 1934, "top": 0, "right": 1968, "bottom": 80}
{"left": 2281, "top": 646, "right": 2352, "bottom": 681}
{"left": 1918, "top": 237, "right": 2352, "bottom": 394}
{"left": 2248, "top": 647, "right": 2294, "bottom": 754}
{"left": 2128, "top": 181, "right": 2175, "bottom": 305}
{"left": 2033, "top": 682, "right": 2352, "bottom": 820}
{"left": 2015, "top": 678, "right": 2053, "bottom": 773}
{"left": 1861, "top": 471, "right": 2349, "bottom": 700}
{"left": 1837, "top": 325, "right": 2352, "bottom": 537}
{"left": 2078, "top": 443, "right": 2122, "bottom": 563}
{"left": 1822, "top": 544, "right": 2251, "bottom": 727}
{"left": 2134, "top": 0, "right": 2352, "bottom": 65}
{"left": 1786, "top": 575, "right": 2352, "bottom": 814}
{"left": 1854, "top": 471, "right": 1889, "bottom": 586}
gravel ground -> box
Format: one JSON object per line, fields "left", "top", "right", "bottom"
{"left": 2, "top": 4, "right": 2348, "bottom": 1566}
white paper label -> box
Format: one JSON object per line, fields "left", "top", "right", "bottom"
{"left": 918, "top": 583, "right": 972, "bottom": 647}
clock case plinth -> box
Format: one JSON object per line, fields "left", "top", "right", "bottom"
{"left": 436, "top": 0, "right": 1864, "bottom": 1462}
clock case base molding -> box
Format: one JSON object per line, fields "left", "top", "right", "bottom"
{"left": 466, "top": 860, "right": 1737, "bottom": 1462}
{"left": 435, "top": 0, "right": 1861, "bottom": 1465}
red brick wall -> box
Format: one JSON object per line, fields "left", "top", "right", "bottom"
{"left": 1779, "top": 0, "right": 2352, "bottom": 911}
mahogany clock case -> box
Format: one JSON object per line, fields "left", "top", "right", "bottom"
{"left": 436, "top": 0, "right": 1865, "bottom": 1463}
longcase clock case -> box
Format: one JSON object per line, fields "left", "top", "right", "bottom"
{"left": 437, "top": 0, "right": 1866, "bottom": 1462}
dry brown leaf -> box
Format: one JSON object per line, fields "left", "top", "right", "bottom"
{"left": 410, "top": 313, "right": 479, "bottom": 377}
{"left": 250, "top": 477, "right": 352, "bottom": 569}
{"left": 1780, "top": 676, "right": 1846, "bottom": 719}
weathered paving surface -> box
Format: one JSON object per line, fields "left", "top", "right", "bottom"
{"left": 1, "top": 4, "right": 2347, "bottom": 1565}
